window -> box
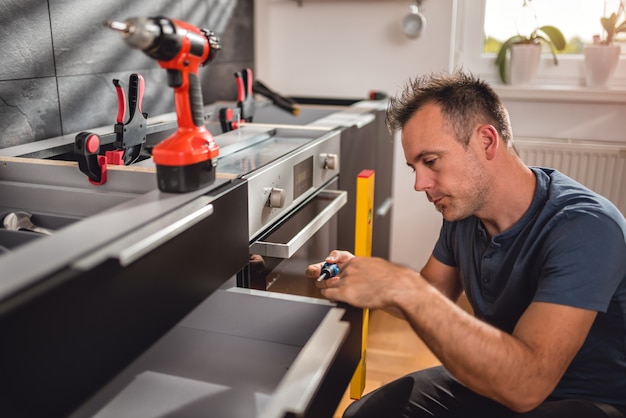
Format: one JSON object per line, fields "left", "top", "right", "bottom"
{"left": 454, "top": 0, "right": 626, "bottom": 87}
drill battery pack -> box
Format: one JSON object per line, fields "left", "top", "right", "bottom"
{"left": 156, "top": 159, "right": 217, "bottom": 193}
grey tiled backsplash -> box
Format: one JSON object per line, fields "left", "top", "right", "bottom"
{"left": 0, "top": 0, "right": 254, "bottom": 149}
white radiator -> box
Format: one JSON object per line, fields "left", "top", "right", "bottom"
{"left": 515, "top": 137, "right": 626, "bottom": 215}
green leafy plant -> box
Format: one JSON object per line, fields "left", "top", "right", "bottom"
{"left": 596, "top": 1, "right": 626, "bottom": 45}
{"left": 495, "top": 25, "right": 566, "bottom": 84}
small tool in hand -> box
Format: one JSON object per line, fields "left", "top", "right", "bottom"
{"left": 317, "top": 262, "right": 339, "bottom": 282}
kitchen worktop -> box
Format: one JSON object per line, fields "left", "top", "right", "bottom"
{"left": 0, "top": 155, "right": 230, "bottom": 299}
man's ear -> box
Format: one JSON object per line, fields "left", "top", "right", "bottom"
{"left": 477, "top": 124, "right": 499, "bottom": 160}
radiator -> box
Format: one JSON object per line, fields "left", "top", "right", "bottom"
{"left": 515, "top": 137, "right": 626, "bottom": 215}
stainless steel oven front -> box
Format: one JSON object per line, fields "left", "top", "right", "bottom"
{"left": 220, "top": 125, "right": 345, "bottom": 298}
{"left": 240, "top": 178, "right": 345, "bottom": 296}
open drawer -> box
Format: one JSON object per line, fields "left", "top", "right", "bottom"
{"left": 70, "top": 288, "right": 362, "bottom": 418}
{"left": 0, "top": 178, "right": 250, "bottom": 418}
{"left": 0, "top": 156, "right": 155, "bottom": 252}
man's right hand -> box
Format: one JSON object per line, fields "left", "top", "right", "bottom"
{"left": 305, "top": 250, "right": 354, "bottom": 288}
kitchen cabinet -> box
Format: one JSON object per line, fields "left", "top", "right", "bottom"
{"left": 0, "top": 158, "right": 249, "bottom": 418}
{"left": 0, "top": 113, "right": 368, "bottom": 418}
{"left": 70, "top": 288, "right": 361, "bottom": 418}
{"left": 0, "top": 98, "right": 383, "bottom": 417}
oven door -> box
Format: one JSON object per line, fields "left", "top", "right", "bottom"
{"left": 238, "top": 178, "right": 346, "bottom": 298}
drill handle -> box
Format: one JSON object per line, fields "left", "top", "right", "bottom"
{"left": 168, "top": 70, "right": 205, "bottom": 128}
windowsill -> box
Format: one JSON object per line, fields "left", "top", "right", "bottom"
{"left": 492, "top": 84, "right": 626, "bottom": 104}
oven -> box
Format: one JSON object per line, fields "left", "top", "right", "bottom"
{"left": 241, "top": 177, "right": 345, "bottom": 296}
{"left": 241, "top": 99, "right": 394, "bottom": 295}
{"left": 210, "top": 123, "right": 345, "bottom": 298}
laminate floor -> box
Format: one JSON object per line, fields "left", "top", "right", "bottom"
{"left": 332, "top": 309, "right": 440, "bottom": 417}
{"left": 334, "top": 296, "right": 473, "bottom": 417}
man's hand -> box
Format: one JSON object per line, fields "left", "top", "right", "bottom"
{"left": 306, "top": 251, "right": 426, "bottom": 320}
{"left": 318, "top": 256, "right": 421, "bottom": 310}
{"left": 306, "top": 250, "right": 355, "bottom": 288}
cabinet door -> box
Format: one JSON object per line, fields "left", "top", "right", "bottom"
{"left": 372, "top": 109, "right": 394, "bottom": 260}
{"left": 338, "top": 122, "right": 377, "bottom": 253}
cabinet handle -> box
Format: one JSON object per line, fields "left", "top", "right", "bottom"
{"left": 73, "top": 196, "right": 214, "bottom": 269}
{"left": 375, "top": 197, "right": 393, "bottom": 218}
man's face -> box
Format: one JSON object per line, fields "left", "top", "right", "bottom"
{"left": 401, "top": 103, "right": 491, "bottom": 221}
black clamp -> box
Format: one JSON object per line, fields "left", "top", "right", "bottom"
{"left": 252, "top": 80, "right": 300, "bottom": 116}
{"left": 74, "top": 73, "right": 148, "bottom": 185}
{"left": 113, "top": 73, "right": 148, "bottom": 165}
{"left": 219, "top": 68, "right": 255, "bottom": 133}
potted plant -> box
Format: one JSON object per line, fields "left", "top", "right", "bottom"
{"left": 598, "top": 2, "right": 626, "bottom": 45}
{"left": 584, "top": 1, "right": 625, "bottom": 87}
{"left": 495, "top": 25, "right": 566, "bottom": 85}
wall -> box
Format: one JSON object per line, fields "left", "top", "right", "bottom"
{"left": 0, "top": 0, "right": 254, "bottom": 148}
{"left": 255, "top": 0, "right": 456, "bottom": 270}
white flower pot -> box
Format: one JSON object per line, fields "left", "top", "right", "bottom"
{"left": 583, "top": 44, "right": 621, "bottom": 88}
{"left": 509, "top": 43, "right": 542, "bottom": 86}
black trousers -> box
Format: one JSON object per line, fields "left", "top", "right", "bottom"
{"left": 343, "top": 366, "right": 626, "bottom": 418}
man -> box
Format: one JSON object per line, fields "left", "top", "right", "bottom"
{"left": 306, "top": 71, "right": 626, "bottom": 418}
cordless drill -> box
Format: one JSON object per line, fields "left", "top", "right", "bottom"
{"left": 106, "top": 16, "right": 221, "bottom": 193}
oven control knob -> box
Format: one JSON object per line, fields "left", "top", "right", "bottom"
{"left": 269, "top": 187, "right": 286, "bottom": 208}
{"left": 322, "top": 153, "right": 339, "bottom": 170}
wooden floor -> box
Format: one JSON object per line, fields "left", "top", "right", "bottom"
{"left": 332, "top": 309, "right": 440, "bottom": 417}
{"left": 333, "top": 296, "right": 473, "bottom": 417}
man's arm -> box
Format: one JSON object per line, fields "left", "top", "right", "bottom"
{"left": 399, "top": 280, "right": 596, "bottom": 412}
{"left": 321, "top": 257, "right": 597, "bottom": 413}
{"left": 379, "top": 255, "right": 462, "bottom": 319}
{"left": 420, "top": 255, "right": 463, "bottom": 301}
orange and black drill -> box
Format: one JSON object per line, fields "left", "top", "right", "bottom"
{"left": 106, "top": 16, "right": 221, "bottom": 193}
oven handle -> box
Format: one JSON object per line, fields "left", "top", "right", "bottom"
{"left": 250, "top": 190, "right": 347, "bottom": 259}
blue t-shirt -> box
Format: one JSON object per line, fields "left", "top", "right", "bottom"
{"left": 432, "top": 167, "right": 626, "bottom": 406}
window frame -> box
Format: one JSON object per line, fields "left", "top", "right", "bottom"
{"left": 453, "top": 0, "right": 626, "bottom": 88}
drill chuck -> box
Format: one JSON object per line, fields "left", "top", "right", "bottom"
{"left": 105, "top": 17, "right": 160, "bottom": 51}
{"left": 105, "top": 17, "right": 220, "bottom": 64}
